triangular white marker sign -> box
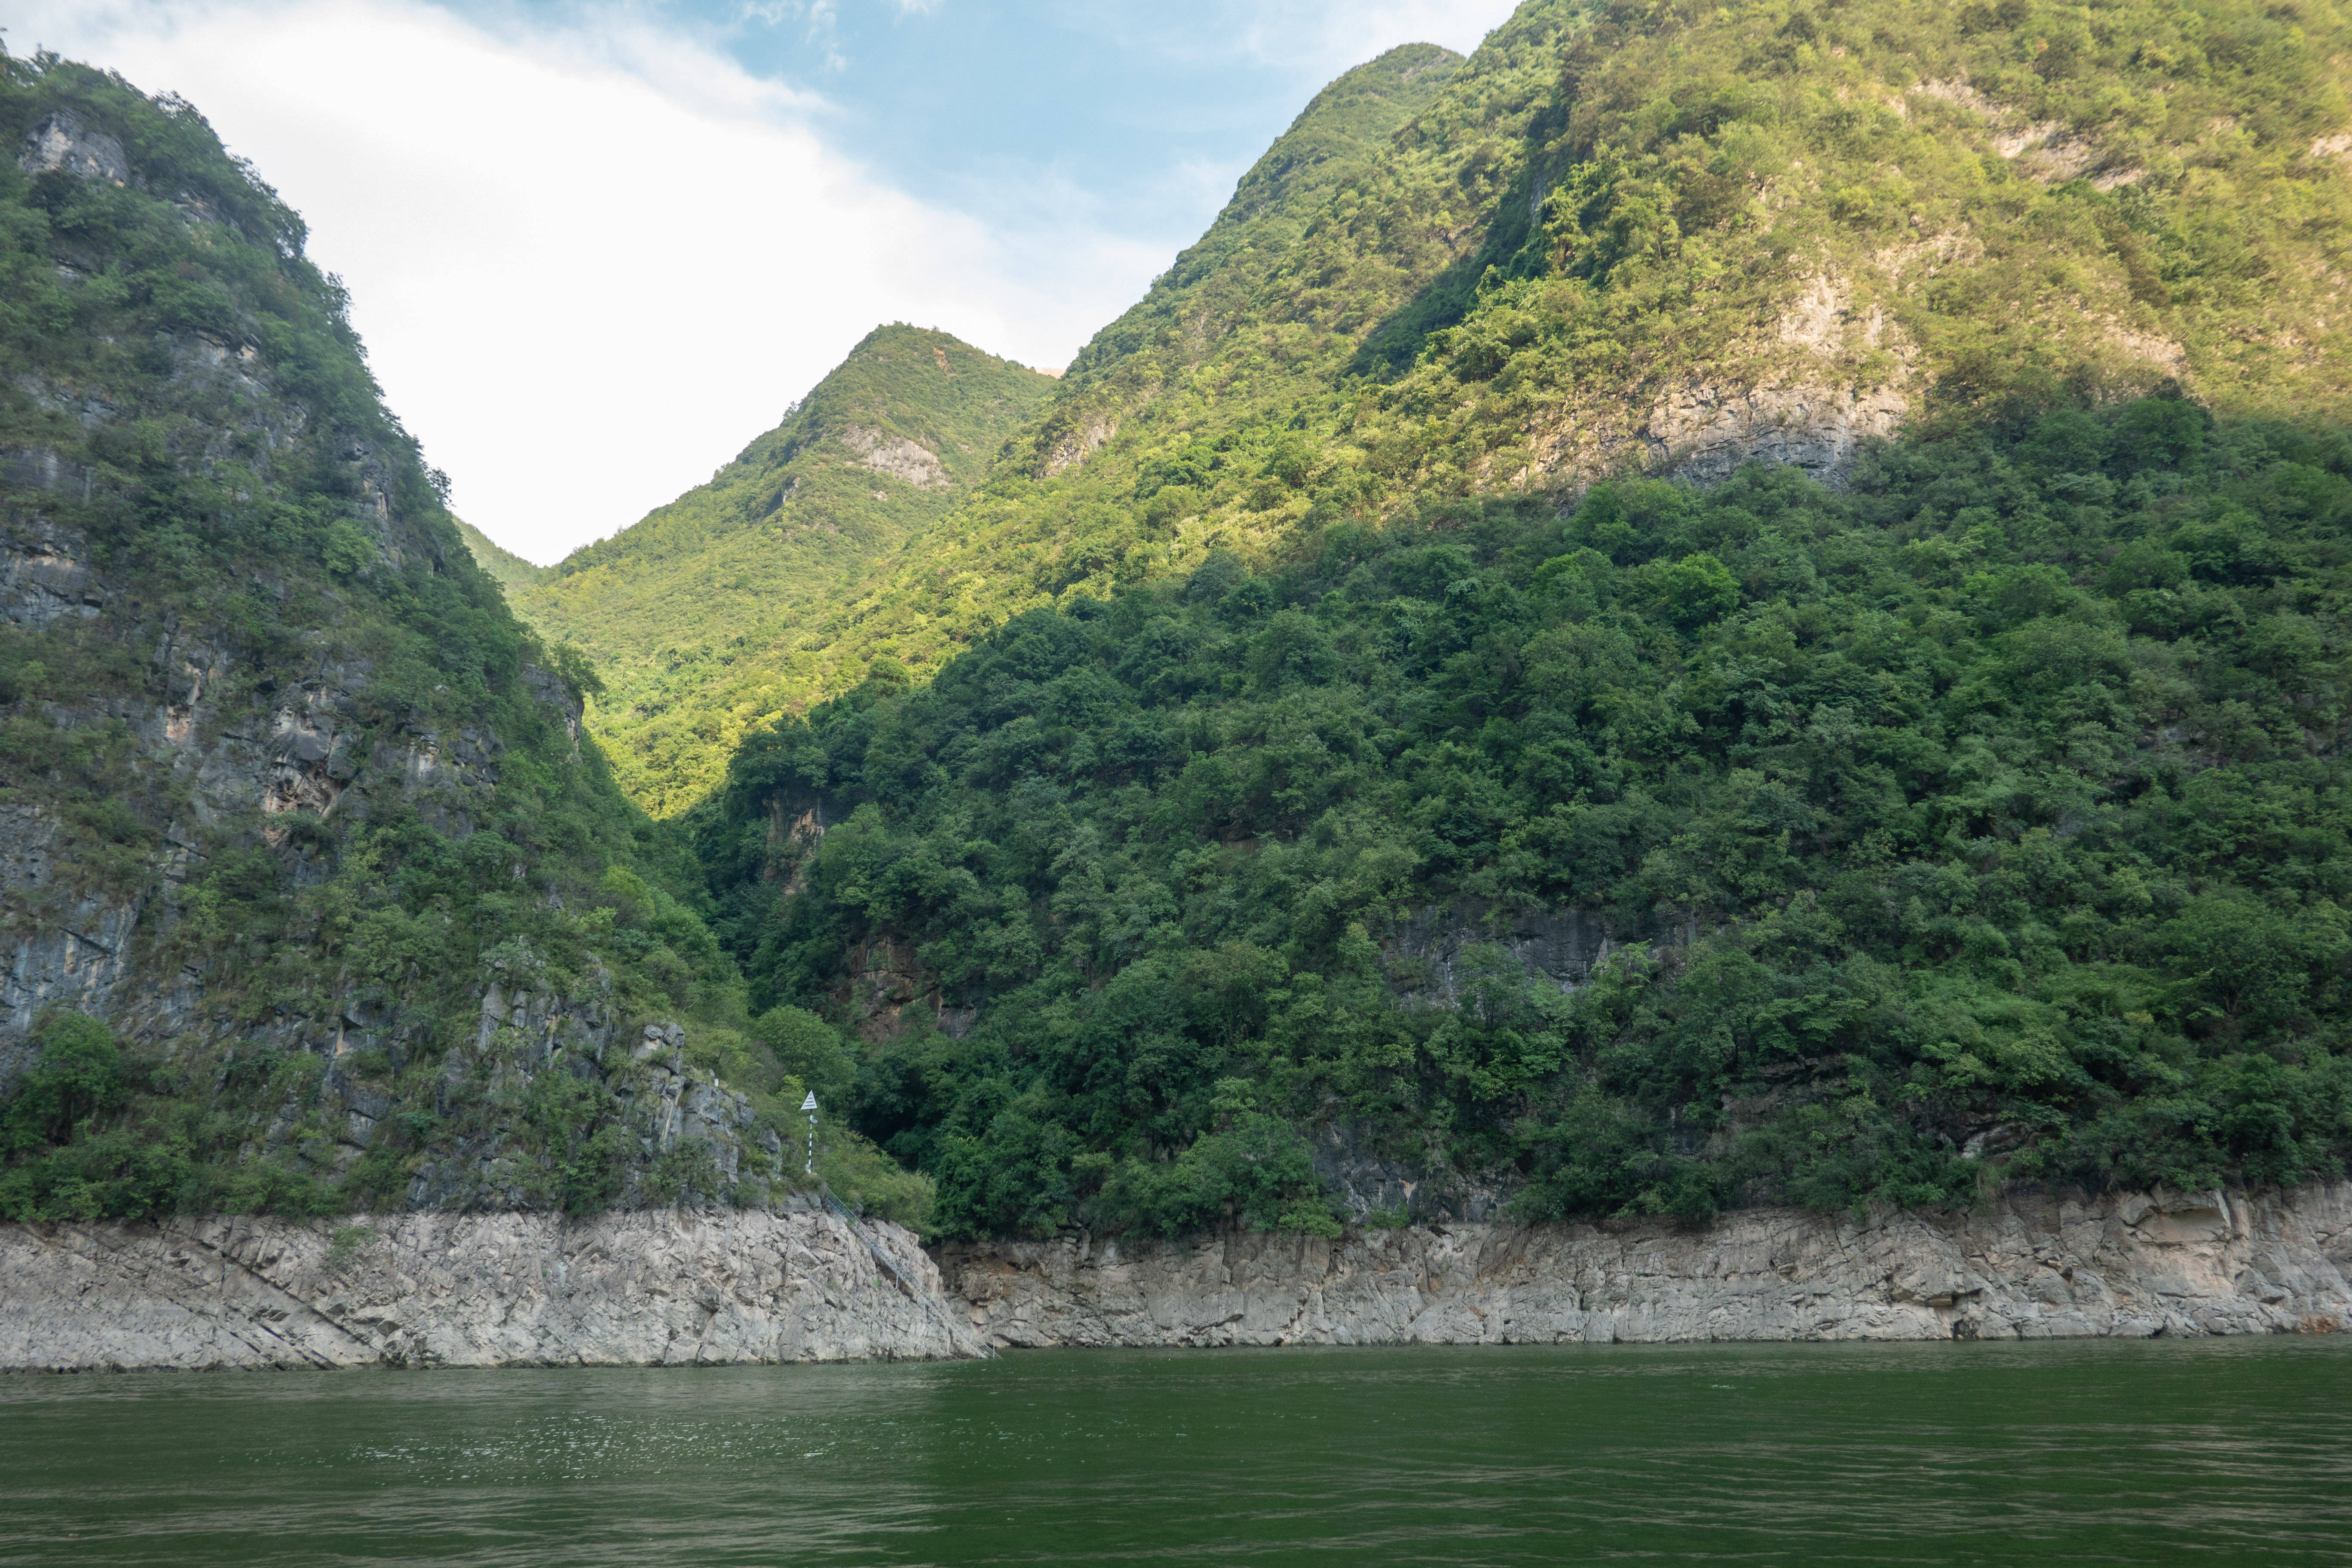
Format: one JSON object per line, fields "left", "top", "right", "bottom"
{"left": 800, "top": 1092, "right": 819, "bottom": 1112}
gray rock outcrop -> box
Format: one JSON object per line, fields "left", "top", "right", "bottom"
{"left": 941, "top": 1181, "right": 2352, "bottom": 1348}
{"left": 7, "top": 1185, "right": 2346, "bottom": 1372}
{"left": 1384, "top": 900, "right": 1622, "bottom": 1001}
{"left": 0, "top": 1207, "right": 986, "bottom": 1372}
{"left": 839, "top": 425, "right": 948, "bottom": 489}
{"left": 1642, "top": 377, "right": 1912, "bottom": 487}
{"left": 19, "top": 110, "right": 129, "bottom": 185}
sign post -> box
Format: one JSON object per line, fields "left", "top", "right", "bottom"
{"left": 801, "top": 1090, "right": 818, "bottom": 1176}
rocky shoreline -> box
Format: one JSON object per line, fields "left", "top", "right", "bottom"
{"left": 940, "top": 1182, "right": 2352, "bottom": 1349}
{"left": 5, "top": 1184, "right": 2347, "bottom": 1373}
{"left": 0, "top": 1207, "right": 985, "bottom": 1372}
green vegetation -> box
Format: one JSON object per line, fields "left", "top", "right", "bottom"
{"left": 1033, "top": 42, "right": 1467, "bottom": 460}
{"left": 12, "top": 0, "right": 2352, "bottom": 1242}
{"left": 766, "top": 0, "right": 2351, "bottom": 710}
{"left": 465, "top": 48, "right": 1458, "bottom": 823}
{"left": 698, "top": 397, "right": 2352, "bottom": 1237}
{"left": 490, "top": 326, "right": 1057, "bottom": 816}
{"left": 669, "top": 0, "right": 2352, "bottom": 1237}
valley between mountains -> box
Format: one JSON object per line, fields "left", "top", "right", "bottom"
{"left": 5, "top": 0, "right": 2352, "bottom": 1364}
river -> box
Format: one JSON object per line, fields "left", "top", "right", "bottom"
{"left": 3, "top": 1337, "right": 2348, "bottom": 1564}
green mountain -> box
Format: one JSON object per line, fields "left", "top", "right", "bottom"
{"left": 1021, "top": 42, "right": 1468, "bottom": 479}
{"left": 484, "top": 326, "right": 1057, "bottom": 817}
{"left": 461, "top": 50, "right": 1469, "bottom": 823}
{"left": 12, "top": 0, "right": 2352, "bottom": 1245}
{"left": 0, "top": 56, "right": 918, "bottom": 1226}
{"left": 689, "top": 0, "right": 2352, "bottom": 1237}
{"left": 702, "top": 399, "right": 2352, "bottom": 1237}
{"left": 774, "top": 0, "right": 2352, "bottom": 700}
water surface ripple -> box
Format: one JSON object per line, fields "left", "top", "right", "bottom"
{"left": 3, "top": 1337, "right": 2349, "bottom": 1564}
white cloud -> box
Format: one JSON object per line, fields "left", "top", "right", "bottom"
{"left": 12, "top": 0, "right": 1160, "bottom": 563}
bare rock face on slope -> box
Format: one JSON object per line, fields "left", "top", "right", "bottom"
{"left": 0, "top": 347, "right": 502, "bottom": 1052}
{"left": 11, "top": 1185, "right": 2341, "bottom": 1371}
{"left": 2, "top": 81, "right": 509, "bottom": 1060}
{"left": 20, "top": 109, "right": 128, "bottom": 185}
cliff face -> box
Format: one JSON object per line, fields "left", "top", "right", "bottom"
{"left": 0, "top": 544, "right": 518, "bottom": 1041}
{"left": 0, "top": 1207, "right": 985, "bottom": 1371}
{"left": 941, "top": 1183, "right": 2352, "bottom": 1348}
{"left": 0, "top": 264, "right": 528, "bottom": 1063}
{"left": 0, "top": 68, "right": 496, "bottom": 1064}
{"left": 0, "top": 61, "right": 800, "bottom": 1224}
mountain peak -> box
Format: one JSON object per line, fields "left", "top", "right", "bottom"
{"left": 1059, "top": 42, "right": 1467, "bottom": 390}
{"left": 479, "top": 325, "right": 1057, "bottom": 814}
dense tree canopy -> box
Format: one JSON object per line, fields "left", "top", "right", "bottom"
{"left": 12, "top": 0, "right": 2352, "bottom": 1240}
{"left": 700, "top": 398, "right": 2352, "bottom": 1237}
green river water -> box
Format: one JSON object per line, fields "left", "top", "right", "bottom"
{"left": 3, "top": 1337, "right": 2349, "bottom": 1565}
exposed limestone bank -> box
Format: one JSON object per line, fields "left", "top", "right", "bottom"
{"left": 0, "top": 1208, "right": 988, "bottom": 1372}
{"left": 13, "top": 1187, "right": 2348, "bottom": 1373}
{"left": 941, "top": 1182, "right": 2352, "bottom": 1348}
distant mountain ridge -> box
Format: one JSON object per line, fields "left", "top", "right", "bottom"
{"left": 456, "top": 48, "right": 1472, "bottom": 818}
{"left": 475, "top": 325, "right": 1057, "bottom": 815}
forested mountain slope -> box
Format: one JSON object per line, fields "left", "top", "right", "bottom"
{"left": 686, "top": 0, "right": 2352, "bottom": 1239}
{"left": 1020, "top": 42, "right": 1467, "bottom": 476}
{"left": 765, "top": 0, "right": 2352, "bottom": 708}
{"left": 490, "top": 327, "right": 1057, "bottom": 817}
{"left": 0, "top": 57, "right": 916, "bottom": 1225}
{"left": 11, "top": 0, "right": 2352, "bottom": 1246}
{"left": 710, "top": 46, "right": 1473, "bottom": 728}
{"left": 699, "top": 399, "right": 2352, "bottom": 1238}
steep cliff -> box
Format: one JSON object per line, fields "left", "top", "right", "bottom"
{"left": 0, "top": 58, "right": 906, "bottom": 1229}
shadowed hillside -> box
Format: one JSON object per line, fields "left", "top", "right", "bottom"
{"left": 688, "top": 0, "right": 2352, "bottom": 1239}
{"left": 453, "top": 517, "right": 548, "bottom": 600}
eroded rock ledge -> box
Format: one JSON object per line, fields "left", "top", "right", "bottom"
{"left": 1, "top": 1208, "right": 986, "bottom": 1372}
{"left": 9, "top": 1186, "right": 2347, "bottom": 1373}
{"left": 941, "top": 1182, "right": 2352, "bottom": 1348}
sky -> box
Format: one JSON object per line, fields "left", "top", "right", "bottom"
{"left": 9, "top": 0, "right": 1518, "bottom": 564}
